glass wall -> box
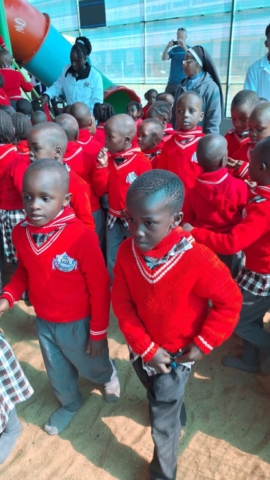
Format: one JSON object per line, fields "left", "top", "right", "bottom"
{"left": 29, "top": 0, "right": 270, "bottom": 115}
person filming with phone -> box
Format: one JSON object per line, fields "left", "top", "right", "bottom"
{"left": 162, "top": 27, "right": 189, "bottom": 97}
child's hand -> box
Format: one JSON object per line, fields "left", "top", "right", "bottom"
{"left": 182, "top": 223, "right": 194, "bottom": 232}
{"left": 227, "top": 157, "right": 240, "bottom": 169}
{"left": 179, "top": 343, "right": 203, "bottom": 363}
{"left": 147, "top": 347, "right": 171, "bottom": 374}
{"left": 97, "top": 148, "right": 108, "bottom": 167}
{"left": 0, "top": 299, "right": 10, "bottom": 316}
{"left": 87, "top": 338, "right": 108, "bottom": 358}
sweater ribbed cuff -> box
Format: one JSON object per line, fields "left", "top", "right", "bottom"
{"left": 0, "top": 291, "right": 15, "bottom": 308}
{"left": 89, "top": 328, "right": 107, "bottom": 341}
{"left": 140, "top": 342, "right": 159, "bottom": 362}
{"left": 193, "top": 335, "right": 213, "bottom": 355}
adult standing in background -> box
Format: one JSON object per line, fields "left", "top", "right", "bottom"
{"left": 42, "top": 36, "right": 103, "bottom": 113}
{"left": 244, "top": 24, "right": 270, "bottom": 100}
{"left": 162, "top": 28, "right": 189, "bottom": 97}
{"left": 172, "top": 45, "right": 223, "bottom": 134}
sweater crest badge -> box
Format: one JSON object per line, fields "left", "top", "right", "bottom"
{"left": 52, "top": 253, "right": 78, "bottom": 272}
{"left": 126, "top": 171, "right": 137, "bottom": 184}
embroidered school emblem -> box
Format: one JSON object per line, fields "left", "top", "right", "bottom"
{"left": 126, "top": 172, "right": 137, "bottom": 184}
{"left": 191, "top": 152, "right": 198, "bottom": 163}
{"left": 52, "top": 253, "right": 78, "bottom": 272}
{"left": 83, "top": 81, "right": 90, "bottom": 87}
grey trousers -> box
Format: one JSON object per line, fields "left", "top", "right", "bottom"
{"left": 234, "top": 289, "right": 270, "bottom": 366}
{"left": 0, "top": 407, "right": 22, "bottom": 464}
{"left": 93, "top": 208, "right": 105, "bottom": 252}
{"left": 133, "top": 358, "right": 190, "bottom": 480}
{"left": 106, "top": 221, "right": 130, "bottom": 282}
{"left": 36, "top": 317, "right": 113, "bottom": 411}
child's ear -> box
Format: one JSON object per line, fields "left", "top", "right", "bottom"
{"left": 75, "top": 130, "right": 79, "bottom": 141}
{"left": 172, "top": 212, "right": 183, "bottom": 227}
{"left": 64, "top": 193, "right": 72, "bottom": 206}
{"left": 265, "top": 40, "right": 268, "bottom": 48}
{"left": 200, "top": 111, "right": 204, "bottom": 121}
{"left": 54, "top": 146, "right": 62, "bottom": 159}
{"left": 221, "top": 155, "right": 227, "bottom": 167}
{"left": 152, "top": 133, "right": 159, "bottom": 146}
{"left": 261, "top": 162, "right": 267, "bottom": 171}
{"left": 125, "top": 135, "right": 131, "bottom": 144}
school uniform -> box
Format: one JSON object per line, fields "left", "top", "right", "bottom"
{"left": 77, "top": 129, "right": 105, "bottom": 245}
{"left": 232, "top": 141, "right": 253, "bottom": 163}
{"left": 192, "top": 184, "right": 270, "bottom": 368}
{"left": 94, "top": 123, "right": 106, "bottom": 147}
{"left": 1, "top": 207, "right": 114, "bottom": 411}
{"left": 0, "top": 67, "right": 33, "bottom": 102}
{"left": 183, "top": 167, "right": 249, "bottom": 276}
{"left": 0, "top": 87, "right": 10, "bottom": 106}
{"left": 224, "top": 128, "right": 249, "bottom": 158}
{"left": 141, "top": 104, "right": 151, "bottom": 119}
{"left": 157, "top": 127, "right": 204, "bottom": 192}
{"left": 0, "top": 332, "right": 33, "bottom": 464}
{"left": 143, "top": 140, "right": 165, "bottom": 169}
{"left": 112, "top": 227, "right": 241, "bottom": 480}
{"left": 0, "top": 144, "right": 26, "bottom": 262}
{"left": 16, "top": 139, "right": 29, "bottom": 156}
{"left": 95, "top": 147, "right": 152, "bottom": 280}
{"left": 67, "top": 168, "right": 95, "bottom": 231}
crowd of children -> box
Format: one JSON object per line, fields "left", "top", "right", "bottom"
{"left": 0, "top": 69, "right": 270, "bottom": 480}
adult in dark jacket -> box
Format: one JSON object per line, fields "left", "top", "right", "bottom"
{"left": 172, "top": 46, "right": 223, "bottom": 133}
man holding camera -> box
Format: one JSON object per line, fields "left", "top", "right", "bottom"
{"left": 162, "top": 27, "right": 189, "bottom": 97}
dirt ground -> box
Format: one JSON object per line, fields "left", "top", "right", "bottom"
{"left": 0, "top": 301, "right": 270, "bottom": 480}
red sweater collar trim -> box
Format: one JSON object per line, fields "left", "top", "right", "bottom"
{"left": 197, "top": 168, "right": 228, "bottom": 185}
{"left": 25, "top": 207, "right": 76, "bottom": 235}
{"left": 143, "top": 140, "right": 164, "bottom": 155}
{"left": 134, "top": 227, "right": 193, "bottom": 258}
{"left": 78, "top": 129, "right": 92, "bottom": 145}
{"left": 64, "top": 141, "right": 82, "bottom": 160}
{"left": 250, "top": 184, "right": 270, "bottom": 201}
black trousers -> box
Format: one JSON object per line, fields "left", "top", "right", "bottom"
{"left": 132, "top": 358, "right": 190, "bottom": 480}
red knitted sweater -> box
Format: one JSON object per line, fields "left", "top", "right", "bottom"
{"left": 157, "top": 127, "right": 205, "bottom": 192}
{"left": 1, "top": 207, "right": 110, "bottom": 338}
{"left": 183, "top": 167, "right": 249, "bottom": 232}
{"left": 112, "top": 229, "right": 241, "bottom": 361}
{"left": 224, "top": 128, "right": 249, "bottom": 158}
{"left": 0, "top": 68, "right": 33, "bottom": 100}
{"left": 192, "top": 184, "right": 270, "bottom": 274}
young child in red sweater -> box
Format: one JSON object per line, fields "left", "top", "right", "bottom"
{"left": 225, "top": 89, "right": 259, "bottom": 157}
{"left": 0, "top": 51, "right": 33, "bottom": 106}
{"left": 183, "top": 134, "right": 249, "bottom": 275}
{"left": 137, "top": 118, "right": 164, "bottom": 168}
{"left": 146, "top": 100, "right": 174, "bottom": 141}
{"left": 69, "top": 102, "right": 105, "bottom": 238}
{"left": 96, "top": 114, "right": 152, "bottom": 280}
{"left": 184, "top": 137, "right": 270, "bottom": 375}
{"left": 0, "top": 159, "right": 120, "bottom": 435}
{"left": 0, "top": 111, "right": 26, "bottom": 270}
{"left": 93, "top": 102, "right": 115, "bottom": 146}
{"left": 229, "top": 102, "right": 270, "bottom": 180}
{"left": 141, "top": 89, "right": 158, "bottom": 120}
{"left": 0, "top": 73, "right": 10, "bottom": 106}
{"left": 157, "top": 91, "right": 205, "bottom": 192}
{"left": 27, "top": 122, "right": 95, "bottom": 231}
{"left": 112, "top": 169, "right": 241, "bottom": 480}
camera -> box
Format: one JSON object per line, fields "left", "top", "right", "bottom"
{"left": 172, "top": 41, "right": 178, "bottom": 45}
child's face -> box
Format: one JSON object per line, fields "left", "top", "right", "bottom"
{"left": 127, "top": 104, "right": 140, "bottom": 120}
{"left": 176, "top": 95, "right": 204, "bottom": 130}
{"left": 27, "top": 130, "right": 61, "bottom": 161}
{"left": 231, "top": 104, "right": 252, "bottom": 135}
{"left": 105, "top": 125, "right": 128, "bottom": 153}
{"left": 146, "top": 91, "right": 157, "bottom": 105}
{"left": 23, "top": 170, "right": 70, "bottom": 226}
{"left": 138, "top": 123, "right": 157, "bottom": 150}
{"left": 248, "top": 110, "right": 270, "bottom": 144}
{"left": 125, "top": 192, "right": 181, "bottom": 252}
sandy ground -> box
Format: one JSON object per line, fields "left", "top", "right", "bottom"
{"left": 0, "top": 301, "right": 270, "bottom": 480}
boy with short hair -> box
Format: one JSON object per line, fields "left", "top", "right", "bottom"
{"left": 96, "top": 113, "right": 152, "bottom": 280}
{"left": 157, "top": 91, "right": 205, "bottom": 192}
{"left": 229, "top": 101, "right": 270, "bottom": 179}
{"left": 0, "top": 331, "right": 33, "bottom": 463}
{"left": 31, "top": 110, "right": 47, "bottom": 125}
{"left": 0, "top": 159, "right": 120, "bottom": 435}
{"left": 185, "top": 137, "right": 270, "bottom": 374}
{"left": 112, "top": 169, "right": 242, "bottom": 480}
{"left": 16, "top": 99, "right": 33, "bottom": 118}
{"left": 137, "top": 118, "right": 164, "bottom": 168}
{"left": 27, "top": 122, "right": 95, "bottom": 231}
{"left": 225, "top": 89, "right": 259, "bottom": 157}
{"left": 183, "top": 134, "right": 249, "bottom": 275}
